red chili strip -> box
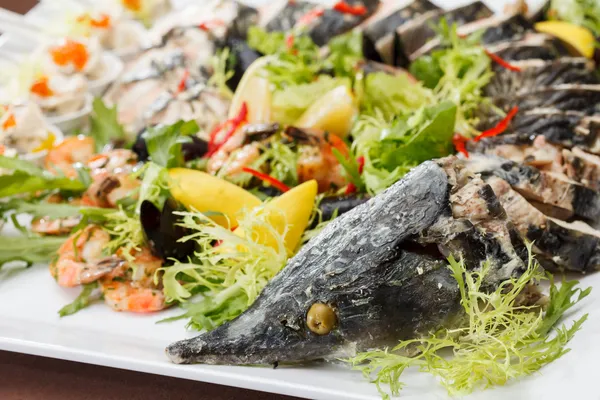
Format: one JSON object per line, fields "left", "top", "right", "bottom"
{"left": 298, "top": 8, "right": 324, "bottom": 25}
{"left": 474, "top": 106, "right": 519, "bottom": 142}
{"left": 177, "top": 69, "right": 189, "bottom": 93}
{"left": 206, "top": 102, "right": 248, "bottom": 157}
{"left": 242, "top": 167, "right": 290, "bottom": 193}
{"left": 345, "top": 183, "right": 357, "bottom": 195}
{"left": 453, "top": 134, "right": 469, "bottom": 158}
{"left": 484, "top": 49, "right": 522, "bottom": 72}
{"left": 198, "top": 19, "right": 225, "bottom": 31}
{"left": 345, "top": 155, "right": 366, "bottom": 195}
{"left": 333, "top": 1, "right": 367, "bottom": 16}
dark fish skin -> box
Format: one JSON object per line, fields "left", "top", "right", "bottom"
{"left": 493, "top": 84, "right": 600, "bottom": 115}
{"left": 166, "top": 158, "right": 527, "bottom": 365}
{"left": 464, "top": 153, "right": 600, "bottom": 224}
{"left": 485, "top": 58, "right": 598, "bottom": 99}
{"left": 265, "top": 1, "right": 315, "bottom": 32}
{"left": 487, "top": 33, "right": 570, "bottom": 61}
{"left": 476, "top": 110, "right": 600, "bottom": 154}
{"left": 312, "top": 195, "right": 371, "bottom": 228}
{"left": 308, "top": 0, "right": 380, "bottom": 47}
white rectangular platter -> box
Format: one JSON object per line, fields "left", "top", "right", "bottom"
{"left": 1, "top": 1, "right": 598, "bottom": 399}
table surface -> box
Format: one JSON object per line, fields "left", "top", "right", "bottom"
{"left": 0, "top": 1, "right": 296, "bottom": 398}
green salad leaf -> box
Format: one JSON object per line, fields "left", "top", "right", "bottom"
{"left": 143, "top": 120, "right": 199, "bottom": 168}
{"left": 324, "top": 30, "right": 364, "bottom": 78}
{"left": 0, "top": 199, "right": 109, "bottom": 219}
{"left": 0, "top": 235, "right": 65, "bottom": 268}
{"left": 159, "top": 205, "right": 288, "bottom": 331}
{"left": 347, "top": 247, "right": 590, "bottom": 398}
{"left": 58, "top": 282, "right": 101, "bottom": 317}
{"left": 353, "top": 102, "right": 456, "bottom": 194}
{"left": 89, "top": 98, "right": 128, "bottom": 152}
{"left": 208, "top": 48, "right": 234, "bottom": 99}
{"left": 0, "top": 156, "right": 87, "bottom": 198}
{"left": 550, "top": 0, "right": 600, "bottom": 36}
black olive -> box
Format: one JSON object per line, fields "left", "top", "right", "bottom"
{"left": 140, "top": 198, "right": 196, "bottom": 261}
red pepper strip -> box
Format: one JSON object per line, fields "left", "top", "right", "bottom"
{"left": 177, "top": 69, "right": 189, "bottom": 93}
{"left": 357, "top": 155, "right": 365, "bottom": 174}
{"left": 198, "top": 19, "right": 225, "bottom": 31}
{"left": 206, "top": 102, "right": 249, "bottom": 157}
{"left": 345, "top": 183, "right": 357, "bottom": 195}
{"left": 333, "top": 1, "right": 367, "bottom": 16}
{"left": 298, "top": 8, "right": 324, "bottom": 25}
{"left": 453, "top": 134, "right": 469, "bottom": 158}
{"left": 242, "top": 167, "right": 290, "bottom": 193}
{"left": 474, "top": 106, "right": 519, "bottom": 142}
{"left": 484, "top": 50, "right": 522, "bottom": 72}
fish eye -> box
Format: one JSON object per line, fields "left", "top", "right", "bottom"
{"left": 306, "top": 303, "right": 337, "bottom": 335}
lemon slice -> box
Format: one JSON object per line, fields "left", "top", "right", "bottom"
{"left": 228, "top": 56, "right": 273, "bottom": 123}
{"left": 295, "top": 85, "right": 357, "bottom": 139}
{"left": 535, "top": 21, "right": 596, "bottom": 59}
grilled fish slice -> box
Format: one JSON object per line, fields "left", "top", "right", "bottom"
{"left": 486, "top": 33, "right": 570, "bottom": 61}
{"left": 464, "top": 153, "right": 600, "bottom": 224}
{"left": 263, "top": 0, "right": 316, "bottom": 32}
{"left": 477, "top": 109, "right": 600, "bottom": 154}
{"left": 493, "top": 84, "right": 600, "bottom": 115}
{"left": 361, "top": 0, "right": 440, "bottom": 64}
{"left": 166, "top": 157, "right": 527, "bottom": 365}
{"left": 485, "top": 58, "right": 598, "bottom": 98}
{"left": 487, "top": 176, "right": 600, "bottom": 272}
{"left": 392, "top": 1, "right": 492, "bottom": 66}
{"left": 411, "top": 13, "right": 533, "bottom": 61}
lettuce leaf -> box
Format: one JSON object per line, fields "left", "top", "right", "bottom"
{"left": 89, "top": 98, "right": 128, "bottom": 152}
{"left": 143, "top": 120, "right": 198, "bottom": 168}
{"left": 324, "top": 30, "right": 364, "bottom": 78}
{"left": 0, "top": 235, "right": 66, "bottom": 268}
{"left": 0, "top": 156, "right": 87, "bottom": 198}
{"left": 0, "top": 199, "right": 109, "bottom": 219}
{"left": 58, "top": 282, "right": 101, "bottom": 317}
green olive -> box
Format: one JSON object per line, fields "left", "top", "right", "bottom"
{"left": 306, "top": 303, "right": 337, "bottom": 335}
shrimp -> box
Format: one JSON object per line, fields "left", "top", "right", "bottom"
{"left": 51, "top": 225, "right": 122, "bottom": 287}
{"left": 285, "top": 127, "right": 349, "bottom": 192}
{"left": 87, "top": 149, "right": 138, "bottom": 177}
{"left": 85, "top": 173, "right": 140, "bottom": 208}
{"left": 45, "top": 136, "right": 95, "bottom": 177}
{"left": 31, "top": 216, "right": 80, "bottom": 236}
{"left": 99, "top": 247, "right": 169, "bottom": 313}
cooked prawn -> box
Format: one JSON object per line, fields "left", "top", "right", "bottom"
{"left": 285, "top": 127, "right": 349, "bottom": 192}
{"left": 31, "top": 216, "right": 80, "bottom": 236}
{"left": 99, "top": 247, "right": 168, "bottom": 313}
{"left": 84, "top": 173, "right": 140, "bottom": 208}
{"left": 50, "top": 225, "right": 121, "bottom": 287}
{"left": 87, "top": 149, "right": 138, "bottom": 177}
{"left": 45, "top": 136, "right": 95, "bottom": 177}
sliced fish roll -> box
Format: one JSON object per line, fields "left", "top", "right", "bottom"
{"left": 487, "top": 33, "right": 570, "bottom": 61}
{"left": 493, "top": 84, "right": 600, "bottom": 115}
{"left": 464, "top": 153, "right": 600, "bottom": 224}
{"left": 485, "top": 58, "right": 598, "bottom": 98}
{"left": 263, "top": 0, "right": 316, "bottom": 32}
{"left": 487, "top": 176, "right": 600, "bottom": 272}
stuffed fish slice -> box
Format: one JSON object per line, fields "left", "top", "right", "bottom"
{"left": 166, "top": 157, "right": 528, "bottom": 365}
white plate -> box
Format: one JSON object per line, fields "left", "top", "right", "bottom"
{"left": 1, "top": 1, "right": 598, "bottom": 400}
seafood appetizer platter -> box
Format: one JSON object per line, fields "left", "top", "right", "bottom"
{"left": 1, "top": 0, "right": 600, "bottom": 399}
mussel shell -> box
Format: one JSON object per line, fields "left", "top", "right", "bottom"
{"left": 140, "top": 198, "right": 196, "bottom": 261}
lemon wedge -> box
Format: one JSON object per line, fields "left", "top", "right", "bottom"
{"left": 535, "top": 21, "right": 596, "bottom": 59}
{"left": 228, "top": 56, "right": 272, "bottom": 123}
{"left": 295, "top": 85, "right": 357, "bottom": 139}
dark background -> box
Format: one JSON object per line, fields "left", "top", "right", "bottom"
{"left": 0, "top": 0, "right": 297, "bottom": 398}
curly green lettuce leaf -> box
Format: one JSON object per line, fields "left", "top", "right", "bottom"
{"left": 159, "top": 205, "right": 288, "bottom": 331}
{"left": 353, "top": 102, "right": 456, "bottom": 194}
{"left": 208, "top": 48, "right": 234, "bottom": 99}
{"left": 410, "top": 20, "right": 493, "bottom": 137}
{"left": 89, "top": 98, "right": 128, "bottom": 152}
{"left": 324, "top": 30, "right": 364, "bottom": 78}
{"left": 0, "top": 156, "right": 87, "bottom": 198}
{"left": 550, "top": 0, "right": 600, "bottom": 36}
{"left": 143, "top": 120, "right": 199, "bottom": 168}
{"left": 58, "top": 282, "right": 102, "bottom": 317}
{"left": 347, "top": 247, "right": 590, "bottom": 398}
